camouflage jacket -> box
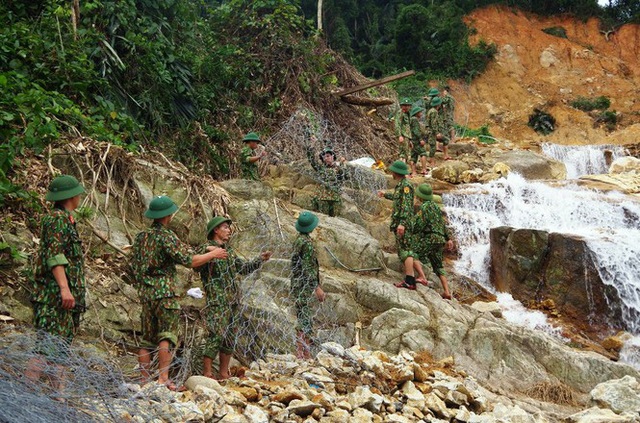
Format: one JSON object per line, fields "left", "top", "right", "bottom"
{"left": 240, "top": 146, "right": 260, "bottom": 181}
{"left": 383, "top": 177, "right": 414, "bottom": 232}
{"left": 129, "top": 221, "right": 193, "bottom": 300}
{"left": 425, "top": 107, "right": 444, "bottom": 143}
{"left": 290, "top": 233, "right": 319, "bottom": 299}
{"left": 441, "top": 94, "right": 456, "bottom": 126}
{"left": 33, "top": 207, "right": 86, "bottom": 307}
{"left": 412, "top": 200, "right": 450, "bottom": 246}
{"left": 196, "top": 240, "right": 262, "bottom": 307}
{"left": 410, "top": 116, "right": 425, "bottom": 147}
{"left": 307, "top": 148, "right": 346, "bottom": 202}
{"left": 394, "top": 110, "right": 412, "bottom": 139}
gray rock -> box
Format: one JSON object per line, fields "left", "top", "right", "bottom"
{"left": 287, "top": 399, "right": 321, "bottom": 417}
{"left": 590, "top": 375, "right": 640, "bottom": 414}
{"left": 565, "top": 407, "right": 638, "bottom": 423}
{"left": 491, "top": 150, "right": 566, "bottom": 180}
{"left": 471, "top": 301, "right": 503, "bottom": 318}
{"left": 364, "top": 308, "right": 430, "bottom": 354}
{"left": 220, "top": 179, "right": 274, "bottom": 200}
{"left": 244, "top": 404, "right": 269, "bottom": 423}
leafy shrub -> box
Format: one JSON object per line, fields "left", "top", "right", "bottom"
{"left": 542, "top": 26, "right": 568, "bottom": 38}
{"left": 570, "top": 96, "right": 611, "bottom": 111}
{"left": 455, "top": 124, "right": 496, "bottom": 143}
{"left": 596, "top": 110, "right": 618, "bottom": 131}
{"left": 528, "top": 109, "right": 556, "bottom": 135}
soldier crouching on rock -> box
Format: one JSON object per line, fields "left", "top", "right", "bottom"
{"left": 26, "top": 175, "right": 87, "bottom": 396}
{"left": 128, "top": 196, "right": 227, "bottom": 390}
{"left": 291, "top": 211, "right": 325, "bottom": 359}
{"left": 196, "top": 216, "right": 271, "bottom": 380}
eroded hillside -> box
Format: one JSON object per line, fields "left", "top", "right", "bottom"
{"left": 457, "top": 5, "right": 640, "bottom": 147}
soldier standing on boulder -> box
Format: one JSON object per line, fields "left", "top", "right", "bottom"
{"left": 129, "top": 196, "right": 227, "bottom": 390}
{"left": 196, "top": 216, "right": 271, "bottom": 380}
{"left": 394, "top": 98, "right": 413, "bottom": 162}
{"left": 307, "top": 145, "right": 347, "bottom": 217}
{"left": 409, "top": 106, "right": 428, "bottom": 176}
{"left": 412, "top": 184, "right": 453, "bottom": 300}
{"left": 240, "top": 132, "right": 267, "bottom": 181}
{"left": 26, "top": 175, "right": 87, "bottom": 391}
{"left": 377, "top": 161, "right": 428, "bottom": 290}
{"left": 426, "top": 97, "right": 451, "bottom": 165}
{"left": 291, "top": 211, "right": 325, "bottom": 359}
{"left": 441, "top": 85, "right": 456, "bottom": 146}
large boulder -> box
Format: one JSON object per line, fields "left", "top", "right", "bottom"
{"left": 489, "top": 226, "right": 624, "bottom": 330}
{"left": 490, "top": 150, "right": 566, "bottom": 180}
{"left": 431, "top": 160, "right": 471, "bottom": 184}
{"left": 590, "top": 376, "right": 640, "bottom": 414}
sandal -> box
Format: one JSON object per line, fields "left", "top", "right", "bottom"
{"left": 162, "top": 380, "right": 187, "bottom": 392}
{"left": 441, "top": 293, "right": 452, "bottom": 300}
{"left": 394, "top": 281, "right": 416, "bottom": 290}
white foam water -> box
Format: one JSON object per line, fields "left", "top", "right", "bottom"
{"left": 496, "top": 293, "right": 565, "bottom": 340}
{"left": 620, "top": 335, "right": 640, "bottom": 371}
{"left": 540, "top": 143, "right": 627, "bottom": 179}
{"left": 444, "top": 173, "right": 640, "bottom": 334}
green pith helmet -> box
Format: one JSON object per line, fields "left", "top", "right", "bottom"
{"left": 410, "top": 106, "right": 424, "bottom": 117}
{"left": 427, "top": 88, "right": 440, "bottom": 97}
{"left": 207, "top": 216, "right": 232, "bottom": 238}
{"left": 243, "top": 132, "right": 261, "bottom": 143}
{"left": 400, "top": 97, "right": 412, "bottom": 106}
{"left": 45, "top": 175, "right": 85, "bottom": 202}
{"left": 416, "top": 183, "right": 433, "bottom": 201}
{"left": 320, "top": 147, "right": 336, "bottom": 160}
{"left": 388, "top": 160, "right": 410, "bottom": 176}
{"left": 430, "top": 96, "right": 442, "bottom": 107}
{"left": 144, "top": 195, "right": 178, "bottom": 219}
{"left": 295, "top": 210, "right": 319, "bottom": 234}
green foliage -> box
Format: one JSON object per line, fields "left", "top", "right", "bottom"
{"left": 0, "top": 241, "right": 28, "bottom": 266}
{"left": 542, "top": 26, "right": 568, "bottom": 38}
{"left": 455, "top": 124, "right": 496, "bottom": 143}
{"left": 570, "top": 96, "right": 611, "bottom": 111}
{"left": 528, "top": 109, "right": 556, "bottom": 135}
{"left": 596, "top": 110, "right": 618, "bottom": 131}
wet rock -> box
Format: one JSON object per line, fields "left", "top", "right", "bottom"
{"left": 590, "top": 375, "right": 640, "bottom": 414}
{"left": 491, "top": 150, "right": 566, "bottom": 180}
{"left": 610, "top": 156, "right": 640, "bottom": 175}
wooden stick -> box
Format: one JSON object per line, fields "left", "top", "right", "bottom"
{"left": 336, "top": 70, "right": 415, "bottom": 97}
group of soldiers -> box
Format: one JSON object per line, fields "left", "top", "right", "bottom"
{"left": 28, "top": 174, "right": 324, "bottom": 391}
{"left": 27, "top": 88, "right": 456, "bottom": 391}
{"left": 394, "top": 86, "right": 456, "bottom": 176}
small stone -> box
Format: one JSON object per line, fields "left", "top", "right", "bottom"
{"left": 244, "top": 404, "right": 269, "bottom": 423}
{"left": 455, "top": 406, "right": 471, "bottom": 422}
{"left": 470, "top": 301, "right": 503, "bottom": 318}
{"left": 185, "top": 375, "right": 223, "bottom": 393}
{"left": 272, "top": 390, "right": 305, "bottom": 405}
{"left": 413, "top": 363, "right": 430, "bottom": 382}
{"left": 311, "top": 407, "right": 325, "bottom": 420}
{"left": 336, "top": 400, "right": 352, "bottom": 411}
{"left": 321, "top": 342, "right": 346, "bottom": 357}
{"left": 322, "top": 408, "right": 350, "bottom": 422}
{"left": 287, "top": 399, "right": 321, "bottom": 417}
{"left": 348, "top": 386, "right": 383, "bottom": 412}
{"left": 231, "top": 386, "right": 261, "bottom": 402}
{"left": 350, "top": 408, "right": 373, "bottom": 423}
{"left": 385, "top": 414, "right": 412, "bottom": 423}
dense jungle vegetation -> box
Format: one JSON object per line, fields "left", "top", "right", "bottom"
{"left": 1, "top": 0, "right": 638, "bottom": 207}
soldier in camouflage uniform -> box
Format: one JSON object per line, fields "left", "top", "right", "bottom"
{"left": 307, "top": 146, "right": 347, "bottom": 217}
{"left": 412, "top": 184, "right": 453, "bottom": 300}
{"left": 409, "top": 106, "right": 428, "bottom": 176}
{"left": 240, "top": 132, "right": 267, "bottom": 180}
{"left": 129, "top": 195, "right": 227, "bottom": 389}
{"left": 290, "top": 211, "right": 325, "bottom": 359}
{"left": 426, "top": 96, "right": 447, "bottom": 166}
{"left": 394, "top": 98, "right": 413, "bottom": 162}
{"left": 197, "top": 216, "right": 271, "bottom": 379}
{"left": 377, "top": 162, "right": 427, "bottom": 290}
{"left": 26, "top": 175, "right": 86, "bottom": 388}
{"left": 441, "top": 85, "right": 456, "bottom": 146}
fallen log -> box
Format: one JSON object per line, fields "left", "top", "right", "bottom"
{"left": 341, "top": 95, "right": 394, "bottom": 107}
{"left": 336, "top": 70, "right": 415, "bottom": 97}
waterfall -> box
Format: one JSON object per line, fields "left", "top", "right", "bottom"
{"left": 540, "top": 143, "right": 627, "bottom": 178}
{"left": 444, "top": 173, "right": 640, "bottom": 333}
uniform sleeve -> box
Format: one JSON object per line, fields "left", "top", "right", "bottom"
{"left": 241, "top": 146, "right": 253, "bottom": 163}
{"left": 43, "top": 214, "right": 70, "bottom": 269}
{"left": 398, "top": 184, "right": 414, "bottom": 228}
{"left": 306, "top": 146, "right": 321, "bottom": 172}
{"left": 302, "top": 241, "right": 320, "bottom": 286}
{"left": 383, "top": 192, "right": 393, "bottom": 201}
{"left": 394, "top": 111, "right": 403, "bottom": 137}
{"left": 163, "top": 231, "right": 193, "bottom": 267}
{"left": 235, "top": 254, "right": 262, "bottom": 275}
{"left": 410, "top": 117, "right": 422, "bottom": 141}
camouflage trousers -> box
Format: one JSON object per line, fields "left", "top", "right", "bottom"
{"left": 33, "top": 301, "right": 82, "bottom": 361}
{"left": 312, "top": 197, "right": 341, "bottom": 217}
{"left": 416, "top": 243, "right": 447, "bottom": 276}
{"left": 398, "top": 142, "right": 410, "bottom": 161}
{"left": 203, "top": 302, "right": 238, "bottom": 358}
{"left": 411, "top": 145, "right": 428, "bottom": 163}
{"left": 294, "top": 294, "right": 314, "bottom": 336}
{"left": 140, "top": 297, "right": 180, "bottom": 348}
{"left": 395, "top": 232, "right": 416, "bottom": 263}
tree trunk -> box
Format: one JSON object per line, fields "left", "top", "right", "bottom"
{"left": 317, "top": 0, "right": 323, "bottom": 32}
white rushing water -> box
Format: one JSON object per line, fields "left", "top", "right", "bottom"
{"left": 444, "top": 173, "right": 640, "bottom": 334}
{"left": 540, "top": 143, "right": 627, "bottom": 179}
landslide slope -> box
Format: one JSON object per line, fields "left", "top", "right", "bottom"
{"left": 458, "top": 5, "right": 640, "bottom": 147}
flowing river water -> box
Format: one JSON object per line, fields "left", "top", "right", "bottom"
{"left": 443, "top": 144, "right": 640, "bottom": 366}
